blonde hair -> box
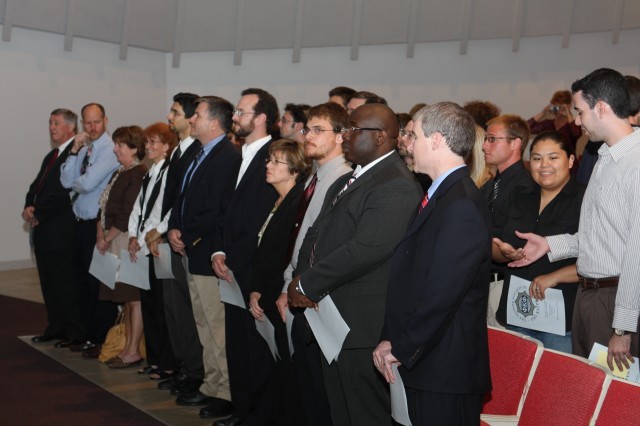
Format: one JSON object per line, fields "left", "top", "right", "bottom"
{"left": 466, "top": 125, "right": 493, "bottom": 188}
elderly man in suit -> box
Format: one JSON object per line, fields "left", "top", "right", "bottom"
{"left": 288, "top": 103, "right": 422, "bottom": 426}
{"left": 167, "top": 96, "right": 241, "bottom": 418}
{"left": 23, "top": 109, "right": 80, "bottom": 344}
{"left": 374, "top": 102, "right": 492, "bottom": 425}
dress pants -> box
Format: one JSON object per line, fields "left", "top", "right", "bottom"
{"left": 321, "top": 347, "right": 390, "bottom": 426}
{"left": 34, "top": 245, "right": 82, "bottom": 340}
{"left": 403, "top": 388, "right": 483, "bottom": 426}
{"left": 291, "top": 312, "right": 333, "bottom": 426}
{"left": 73, "top": 220, "right": 118, "bottom": 343}
{"left": 188, "top": 271, "right": 230, "bottom": 400}
{"left": 163, "top": 250, "right": 204, "bottom": 381}
{"left": 140, "top": 256, "right": 176, "bottom": 370}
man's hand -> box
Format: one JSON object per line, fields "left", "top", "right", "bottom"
{"left": 249, "top": 292, "right": 265, "bottom": 321}
{"left": 373, "top": 340, "right": 400, "bottom": 384}
{"left": 167, "top": 229, "right": 185, "bottom": 256}
{"left": 22, "top": 206, "right": 35, "bottom": 222}
{"left": 492, "top": 238, "right": 525, "bottom": 262}
{"left": 507, "top": 231, "right": 550, "bottom": 268}
{"left": 71, "top": 132, "right": 88, "bottom": 153}
{"left": 276, "top": 293, "right": 289, "bottom": 323}
{"left": 608, "top": 333, "right": 634, "bottom": 371}
{"left": 286, "top": 276, "right": 316, "bottom": 309}
{"left": 212, "top": 254, "right": 232, "bottom": 282}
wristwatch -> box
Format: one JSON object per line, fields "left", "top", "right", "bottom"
{"left": 295, "top": 283, "right": 304, "bottom": 295}
{"left": 614, "top": 328, "right": 630, "bottom": 336}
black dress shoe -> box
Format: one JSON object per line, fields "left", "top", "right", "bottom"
{"left": 158, "top": 376, "right": 177, "bottom": 390}
{"left": 170, "top": 377, "right": 201, "bottom": 395}
{"left": 213, "top": 416, "right": 246, "bottom": 426}
{"left": 55, "top": 339, "right": 80, "bottom": 348}
{"left": 175, "top": 391, "right": 214, "bottom": 406}
{"left": 199, "top": 398, "right": 233, "bottom": 418}
{"left": 82, "top": 344, "right": 101, "bottom": 359}
{"left": 32, "top": 335, "right": 56, "bottom": 343}
{"left": 69, "top": 341, "right": 94, "bottom": 352}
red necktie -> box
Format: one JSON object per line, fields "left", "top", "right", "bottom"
{"left": 35, "top": 149, "right": 59, "bottom": 195}
{"left": 418, "top": 193, "right": 429, "bottom": 214}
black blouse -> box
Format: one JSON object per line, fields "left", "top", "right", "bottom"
{"left": 496, "top": 177, "right": 585, "bottom": 330}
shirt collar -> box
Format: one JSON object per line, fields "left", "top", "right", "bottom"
{"left": 602, "top": 127, "right": 640, "bottom": 162}
{"left": 58, "top": 136, "right": 75, "bottom": 152}
{"left": 353, "top": 150, "right": 394, "bottom": 177}
{"left": 428, "top": 165, "right": 465, "bottom": 199}
{"left": 316, "top": 154, "right": 349, "bottom": 181}
{"left": 242, "top": 135, "right": 272, "bottom": 158}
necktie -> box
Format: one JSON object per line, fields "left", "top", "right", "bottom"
{"left": 35, "top": 149, "right": 59, "bottom": 195}
{"left": 418, "top": 192, "right": 429, "bottom": 214}
{"left": 287, "top": 172, "right": 318, "bottom": 261}
{"left": 80, "top": 145, "right": 92, "bottom": 175}
{"left": 179, "top": 147, "right": 204, "bottom": 224}
{"left": 331, "top": 172, "right": 357, "bottom": 207}
{"left": 137, "top": 172, "right": 152, "bottom": 233}
{"left": 169, "top": 145, "right": 182, "bottom": 170}
{"left": 488, "top": 173, "right": 501, "bottom": 213}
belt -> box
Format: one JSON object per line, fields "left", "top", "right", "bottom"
{"left": 490, "top": 272, "right": 505, "bottom": 282}
{"left": 578, "top": 274, "right": 619, "bottom": 290}
{"left": 75, "top": 217, "right": 97, "bottom": 224}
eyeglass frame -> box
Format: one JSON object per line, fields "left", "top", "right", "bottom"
{"left": 233, "top": 109, "right": 257, "bottom": 117}
{"left": 300, "top": 127, "right": 338, "bottom": 136}
{"left": 265, "top": 157, "right": 289, "bottom": 166}
{"left": 484, "top": 135, "right": 516, "bottom": 144}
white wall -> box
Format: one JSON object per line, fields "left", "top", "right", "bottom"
{"left": 1, "top": 26, "right": 639, "bottom": 266}
{"left": 0, "top": 27, "right": 167, "bottom": 268}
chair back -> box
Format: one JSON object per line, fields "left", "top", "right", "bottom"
{"left": 595, "top": 376, "right": 640, "bottom": 425}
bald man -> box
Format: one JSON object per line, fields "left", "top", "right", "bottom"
{"left": 288, "top": 104, "right": 422, "bottom": 425}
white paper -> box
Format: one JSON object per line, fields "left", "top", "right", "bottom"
{"left": 588, "top": 342, "right": 640, "bottom": 383}
{"left": 118, "top": 249, "right": 150, "bottom": 290}
{"left": 506, "top": 275, "right": 566, "bottom": 336}
{"left": 153, "top": 243, "right": 174, "bottom": 279}
{"left": 255, "top": 316, "right": 280, "bottom": 361}
{"left": 285, "top": 308, "right": 295, "bottom": 357}
{"left": 89, "top": 247, "right": 119, "bottom": 289}
{"left": 390, "top": 364, "right": 412, "bottom": 426}
{"left": 219, "top": 271, "right": 246, "bottom": 309}
{"left": 304, "top": 296, "right": 350, "bottom": 363}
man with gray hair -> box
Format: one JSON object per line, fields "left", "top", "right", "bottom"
{"left": 374, "top": 102, "right": 492, "bottom": 424}
{"left": 24, "top": 109, "right": 81, "bottom": 345}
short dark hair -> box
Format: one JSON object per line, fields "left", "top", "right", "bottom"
{"left": 625, "top": 75, "right": 640, "bottom": 117}
{"left": 241, "top": 88, "right": 279, "bottom": 130}
{"left": 112, "top": 125, "right": 145, "bottom": 160}
{"left": 328, "top": 86, "right": 357, "bottom": 107}
{"left": 571, "top": 68, "right": 630, "bottom": 119}
{"left": 173, "top": 92, "right": 200, "bottom": 118}
{"left": 144, "top": 122, "right": 179, "bottom": 158}
{"left": 269, "top": 138, "right": 311, "bottom": 182}
{"left": 414, "top": 102, "right": 476, "bottom": 158}
{"left": 50, "top": 108, "right": 78, "bottom": 132}
{"left": 463, "top": 100, "right": 501, "bottom": 130}
{"left": 396, "top": 113, "right": 412, "bottom": 130}
{"left": 530, "top": 130, "right": 573, "bottom": 158}
{"left": 352, "top": 91, "right": 388, "bottom": 106}
{"left": 306, "top": 102, "right": 349, "bottom": 132}
{"left": 81, "top": 103, "right": 106, "bottom": 118}
{"left": 196, "top": 96, "right": 234, "bottom": 133}
{"left": 284, "top": 103, "right": 311, "bottom": 126}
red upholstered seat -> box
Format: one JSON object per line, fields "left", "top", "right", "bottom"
{"left": 595, "top": 376, "right": 640, "bottom": 425}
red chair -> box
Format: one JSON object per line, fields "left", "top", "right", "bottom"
{"left": 595, "top": 376, "right": 640, "bottom": 425}
{"left": 482, "top": 326, "right": 543, "bottom": 416}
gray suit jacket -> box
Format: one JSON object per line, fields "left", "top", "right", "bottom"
{"left": 297, "top": 151, "right": 422, "bottom": 349}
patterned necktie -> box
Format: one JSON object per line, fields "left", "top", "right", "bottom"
{"left": 418, "top": 192, "right": 429, "bottom": 214}
{"left": 488, "top": 173, "right": 501, "bottom": 213}
{"left": 80, "top": 144, "right": 92, "bottom": 175}
{"left": 287, "top": 172, "right": 318, "bottom": 261}
{"left": 331, "top": 172, "right": 357, "bottom": 207}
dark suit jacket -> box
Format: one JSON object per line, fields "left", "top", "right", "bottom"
{"left": 296, "top": 152, "right": 422, "bottom": 349}
{"left": 382, "top": 167, "right": 492, "bottom": 395}
{"left": 161, "top": 140, "right": 202, "bottom": 219}
{"left": 214, "top": 140, "right": 279, "bottom": 294}
{"left": 250, "top": 183, "right": 303, "bottom": 311}
{"left": 168, "top": 137, "right": 241, "bottom": 276}
{"left": 25, "top": 143, "right": 75, "bottom": 251}
{"left": 100, "top": 164, "right": 147, "bottom": 232}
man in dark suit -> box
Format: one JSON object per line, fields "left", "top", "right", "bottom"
{"left": 167, "top": 96, "right": 241, "bottom": 419}
{"left": 288, "top": 103, "right": 422, "bottom": 426}
{"left": 374, "top": 102, "right": 492, "bottom": 425}
{"left": 211, "top": 88, "right": 279, "bottom": 426}
{"left": 23, "top": 109, "right": 80, "bottom": 344}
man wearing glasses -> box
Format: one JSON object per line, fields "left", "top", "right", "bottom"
{"left": 287, "top": 103, "right": 422, "bottom": 425}
{"left": 481, "top": 114, "right": 533, "bottom": 327}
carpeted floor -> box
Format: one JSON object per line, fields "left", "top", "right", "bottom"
{"left": 0, "top": 294, "right": 162, "bottom": 426}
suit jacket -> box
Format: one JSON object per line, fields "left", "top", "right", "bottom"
{"left": 297, "top": 152, "right": 422, "bottom": 349}
{"left": 382, "top": 167, "right": 492, "bottom": 394}
{"left": 162, "top": 140, "right": 202, "bottom": 219}
{"left": 25, "top": 143, "right": 75, "bottom": 251}
{"left": 250, "top": 183, "right": 303, "bottom": 311}
{"left": 100, "top": 164, "right": 147, "bottom": 232}
{"left": 214, "top": 140, "right": 279, "bottom": 294}
{"left": 168, "top": 137, "right": 241, "bottom": 276}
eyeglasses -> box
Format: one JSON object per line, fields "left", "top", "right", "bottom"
{"left": 341, "top": 126, "right": 382, "bottom": 137}
{"left": 301, "top": 127, "right": 336, "bottom": 136}
{"left": 265, "top": 157, "right": 288, "bottom": 166}
{"left": 399, "top": 129, "right": 416, "bottom": 142}
{"left": 233, "top": 109, "right": 256, "bottom": 117}
{"left": 484, "top": 136, "right": 515, "bottom": 144}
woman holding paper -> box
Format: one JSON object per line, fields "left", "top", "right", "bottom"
{"left": 96, "top": 126, "right": 147, "bottom": 368}
{"left": 248, "top": 139, "right": 309, "bottom": 425}
{"left": 493, "top": 130, "right": 585, "bottom": 353}
{"left": 127, "top": 123, "right": 178, "bottom": 379}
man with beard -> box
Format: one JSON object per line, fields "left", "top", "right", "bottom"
{"left": 212, "top": 88, "right": 280, "bottom": 426}
{"left": 279, "top": 103, "right": 310, "bottom": 144}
